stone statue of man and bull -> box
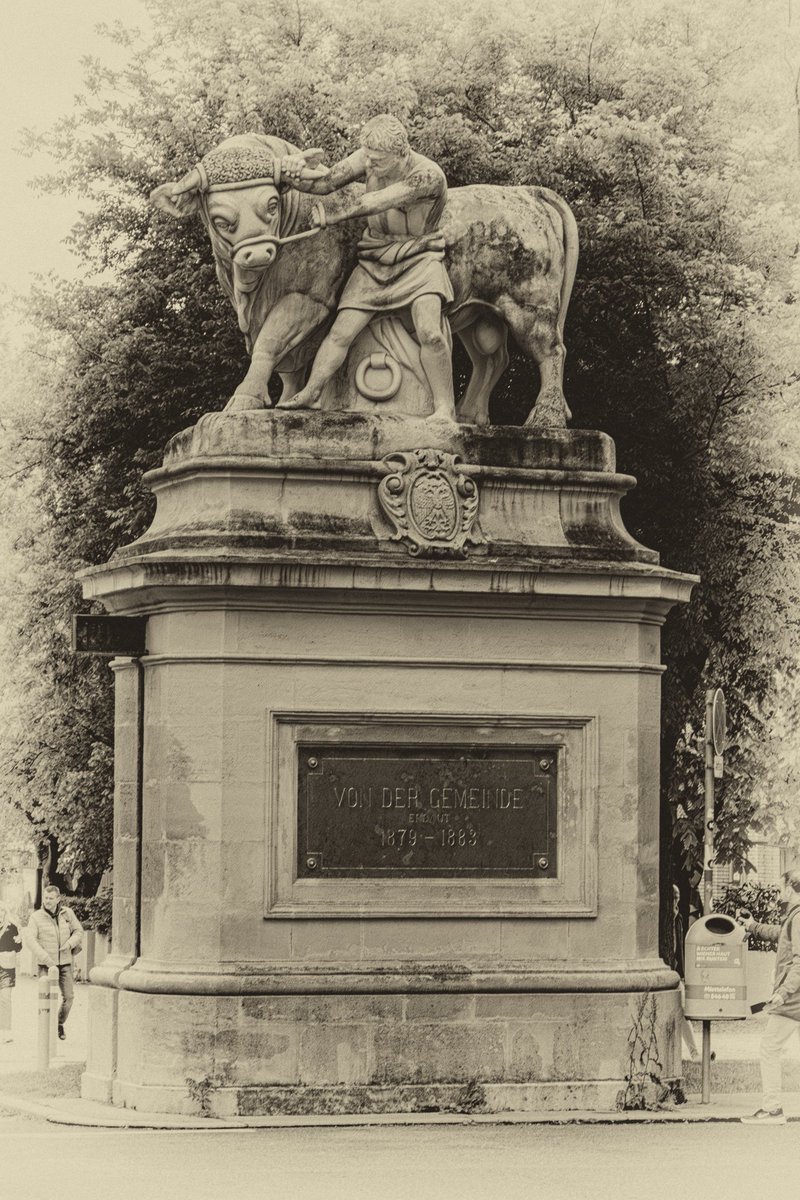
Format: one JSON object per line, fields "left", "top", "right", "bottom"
{"left": 151, "top": 114, "right": 578, "bottom": 428}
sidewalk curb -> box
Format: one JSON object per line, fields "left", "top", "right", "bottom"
{"left": 0, "top": 1093, "right": 242, "bottom": 1129}
{"left": 1, "top": 1091, "right": 797, "bottom": 1130}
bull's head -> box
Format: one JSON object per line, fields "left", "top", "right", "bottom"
{"left": 151, "top": 134, "right": 298, "bottom": 268}
{"left": 205, "top": 184, "right": 281, "bottom": 269}
{"left": 151, "top": 134, "right": 304, "bottom": 337}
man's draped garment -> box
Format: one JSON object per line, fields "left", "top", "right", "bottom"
{"left": 338, "top": 165, "right": 454, "bottom": 314}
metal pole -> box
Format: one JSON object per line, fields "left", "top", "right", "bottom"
{"left": 37, "top": 971, "right": 50, "bottom": 1071}
{"left": 48, "top": 966, "right": 60, "bottom": 1061}
{"left": 701, "top": 689, "right": 715, "bottom": 1104}
{"left": 135, "top": 658, "right": 144, "bottom": 961}
{"left": 704, "top": 690, "right": 715, "bottom": 916}
{"left": 701, "top": 1021, "right": 712, "bottom": 1103}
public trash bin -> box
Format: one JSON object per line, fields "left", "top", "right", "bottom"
{"left": 685, "top": 914, "right": 748, "bottom": 1020}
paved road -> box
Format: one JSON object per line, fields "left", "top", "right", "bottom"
{"left": 0, "top": 1112, "right": 794, "bottom": 1200}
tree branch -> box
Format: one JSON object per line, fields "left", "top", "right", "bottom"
{"left": 586, "top": 1, "right": 608, "bottom": 99}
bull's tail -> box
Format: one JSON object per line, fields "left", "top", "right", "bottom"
{"left": 534, "top": 187, "right": 579, "bottom": 342}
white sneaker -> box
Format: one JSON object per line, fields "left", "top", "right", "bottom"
{"left": 741, "top": 1108, "right": 786, "bottom": 1124}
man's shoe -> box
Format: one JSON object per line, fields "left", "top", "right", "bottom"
{"left": 57, "top": 1024, "right": 65, "bottom": 1041}
{"left": 740, "top": 1108, "right": 786, "bottom": 1124}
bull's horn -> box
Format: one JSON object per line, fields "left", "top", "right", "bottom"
{"left": 149, "top": 164, "right": 206, "bottom": 217}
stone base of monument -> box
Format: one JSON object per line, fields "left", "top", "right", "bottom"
{"left": 79, "top": 410, "right": 694, "bottom": 1116}
{"left": 82, "top": 987, "right": 680, "bottom": 1117}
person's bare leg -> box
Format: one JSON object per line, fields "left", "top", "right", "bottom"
{"left": 411, "top": 295, "right": 455, "bottom": 419}
{"left": 278, "top": 308, "right": 373, "bottom": 409}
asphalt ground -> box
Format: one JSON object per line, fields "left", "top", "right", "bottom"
{"left": 0, "top": 1112, "right": 795, "bottom": 1200}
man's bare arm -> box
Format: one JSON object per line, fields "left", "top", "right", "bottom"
{"left": 282, "top": 150, "right": 366, "bottom": 194}
{"left": 325, "top": 165, "right": 443, "bottom": 224}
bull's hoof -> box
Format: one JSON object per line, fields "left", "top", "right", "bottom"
{"left": 524, "top": 389, "right": 571, "bottom": 429}
{"left": 224, "top": 392, "right": 270, "bottom": 413}
{"left": 455, "top": 405, "right": 489, "bottom": 428}
{"left": 458, "top": 412, "right": 490, "bottom": 428}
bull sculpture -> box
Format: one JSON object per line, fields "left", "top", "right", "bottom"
{"left": 151, "top": 127, "right": 578, "bottom": 428}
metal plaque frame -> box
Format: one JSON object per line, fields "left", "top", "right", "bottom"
{"left": 264, "top": 711, "right": 598, "bottom": 920}
{"left": 297, "top": 744, "right": 558, "bottom": 878}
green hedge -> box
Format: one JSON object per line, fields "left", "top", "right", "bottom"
{"left": 715, "top": 882, "right": 782, "bottom": 952}
{"left": 66, "top": 894, "right": 112, "bottom": 938}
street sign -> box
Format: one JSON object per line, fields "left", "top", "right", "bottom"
{"left": 72, "top": 614, "right": 147, "bottom": 657}
{"left": 711, "top": 688, "right": 727, "bottom": 755}
{"left": 713, "top": 754, "right": 724, "bottom": 780}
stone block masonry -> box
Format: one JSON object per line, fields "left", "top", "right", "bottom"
{"left": 80, "top": 410, "right": 695, "bottom": 1115}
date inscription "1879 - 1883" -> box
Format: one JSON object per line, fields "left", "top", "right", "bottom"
{"left": 297, "top": 745, "right": 558, "bottom": 878}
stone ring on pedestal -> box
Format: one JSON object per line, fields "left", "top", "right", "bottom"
{"left": 355, "top": 352, "right": 402, "bottom": 402}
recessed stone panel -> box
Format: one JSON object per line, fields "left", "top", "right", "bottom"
{"left": 267, "top": 713, "right": 596, "bottom": 919}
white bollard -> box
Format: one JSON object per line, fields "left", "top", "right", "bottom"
{"left": 48, "top": 966, "right": 60, "bottom": 1061}
{"left": 37, "top": 971, "right": 51, "bottom": 1071}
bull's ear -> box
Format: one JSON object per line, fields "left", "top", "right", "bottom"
{"left": 150, "top": 169, "right": 203, "bottom": 218}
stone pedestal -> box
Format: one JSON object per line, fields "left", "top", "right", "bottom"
{"left": 80, "top": 410, "right": 695, "bottom": 1116}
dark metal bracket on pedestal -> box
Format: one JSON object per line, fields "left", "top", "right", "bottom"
{"left": 71, "top": 614, "right": 148, "bottom": 657}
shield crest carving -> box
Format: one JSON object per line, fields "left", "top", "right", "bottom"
{"left": 377, "top": 449, "right": 483, "bottom": 556}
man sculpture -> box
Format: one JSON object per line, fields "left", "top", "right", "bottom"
{"left": 279, "top": 115, "right": 456, "bottom": 419}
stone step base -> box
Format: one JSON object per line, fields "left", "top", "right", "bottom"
{"left": 234, "top": 1081, "right": 631, "bottom": 1118}
{"left": 102, "top": 1078, "right": 632, "bottom": 1118}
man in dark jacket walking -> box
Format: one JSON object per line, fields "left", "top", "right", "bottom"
{"left": 741, "top": 868, "right": 800, "bottom": 1124}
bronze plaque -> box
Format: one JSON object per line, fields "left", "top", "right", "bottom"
{"left": 297, "top": 745, "right": 557, "bottom": 878}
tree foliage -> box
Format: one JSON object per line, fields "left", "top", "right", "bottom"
{"left": 1, "top": 0, "right": 799, "bottom": 922}
{"left": 716, "top": 881, "right": 783, "bottom": 952}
